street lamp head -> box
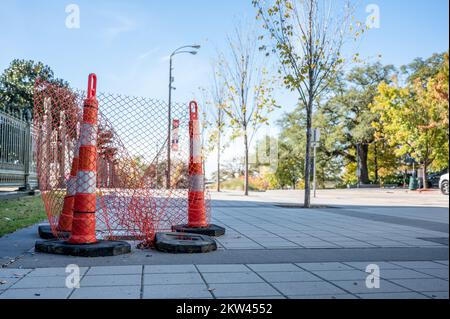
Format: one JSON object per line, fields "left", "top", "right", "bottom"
{"left": 191, "top": 45, "right": 201, "bottom": 49}
{"left": 189, "top": 51, "right": 198, "bottom": 55}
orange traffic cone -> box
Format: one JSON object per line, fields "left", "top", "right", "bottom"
{"left": 172, "top": 101, "right": 225, "bottom": 237}
{"left": 68, "top": 74, "right": 98, "bottom": 244}
{"left": 35, "top": 73, "right": 131, "bottom": 257}
{"left": 56, "top": 139, "right": 81, "bottom": 233}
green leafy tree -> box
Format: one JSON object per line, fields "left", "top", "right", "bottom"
{"left": 0, "top": 59, "right": 67, "bottom": 113}
{"left": 324, "top": 63, "right": 396, "bottom": 184}
{"left": 277, "top": 100, "right": 345, "bottom": 189}
{"left": 218, "top": 24, "right": 278, "bottom": 196}
{"left": 275, "top": 107, "right": 307, "bottom": 189}
{"left": 253, "top": 0, "right": 361, "bottom": 207}
{"left": 371, "top": 53, "right": 449, "bottom": 188}
{"left": 401, "top": 52, "right": 447, "bottom": 84}
{"left": 200, "top": 64, "right": 229, "bottom": 192}
{"left": 312, "top": 107, "right": 346, "bottom": 187}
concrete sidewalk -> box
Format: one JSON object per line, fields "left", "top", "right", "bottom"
{"left": 0, "top": 189, "right": 448, "bottom": 299}
{"left": 0, "top": 261, "right": 448, "bottom": 299}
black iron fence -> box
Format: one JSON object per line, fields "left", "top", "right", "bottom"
{"left": 0, "top": 108, "right": 37, "bottom": 189}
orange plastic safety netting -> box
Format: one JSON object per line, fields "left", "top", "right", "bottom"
{"left": 33, "top": 79, "right": 210, "bottom": 246}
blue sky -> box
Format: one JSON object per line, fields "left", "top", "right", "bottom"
{"left": 1, "top": 0, "right": 448, "bottom": 174}
{"left": 1, "top": 0, "right": 448, "bottom": 99}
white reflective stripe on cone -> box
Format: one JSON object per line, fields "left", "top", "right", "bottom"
{"left": 192, "top": 120, "right": 200, "bottom": 135}
{"left": 67, "top": 176, "right": 77, "bottom": 196}
{"left": 191, "top": 144, "right": 202, "bottom": 165}
{"left": 74, "top": 138, "right": 81, "bottom": 157}
{"left": 76, "top": 170, "right": 96, "bottom": 194}
{"left": 79, "top": 123, "right": 98, "bottom": 146}
{"left": 190, "top": 120, "right": 202, "bottom": 163}
{"left": 189, "top": 174, "right": 204, "bottom": 192}
{"left": 192, "top": 145, "right": 202, "bottom": 163}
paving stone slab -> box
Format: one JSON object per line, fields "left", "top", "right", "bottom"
{"left": 377, "top": 269, "right": 434, "bottom": 280}
{"left": 144, "top": 273, "right": 203, "bottom": 285}
{"left": 272, "top": 281, "right": 348, "bottom": 296}
{"left": 422, "top": 291, "right": 449, "bottom": 299}
{"left": 221, "top": 296, "right": 286, "bottom": 299}
{"left": 0, "top": 276, "right": 23, "bottom": 290}
{"left": 197, "top": 264, "right": 250, "bottom": 273}
{"left": 29, "top": 267, "right": 89, "bottom": 277}
{"left": 70, "top": 285, "right": 140, "bottom": 299}
{"left": 291, "top": 240, "right": 333, "bottom": 245}
{"left": 144, "top": 264, "right": 198, "bottom": 274}
{"left": 221, "top": 245, "right": 265, "bottom": 249}
{"left": 343, "top": 261, "right": 404, "bottom": 270}
{"left": 367, "top": 241, "right": 410, "bottom": 247}
{"left": 356, "top": 292, "right": 428, "bottom": 299}
{"left": 0, "top": 287, "right": 72, "bottom": 299}
{"left": 312, "top": 270, "right": 367, "bottom": 281}
{"left": 80, "top": 274, "right": 141, "bottom": 287}
{"left": 0, "top": 268, "right": 31, "bottom": 278}
{"left": 209, "top": 283, "right": 281, "bottom": 298}
{"left": 258, "top": 271, "right": 321, "bottom": 283}
{"left": 247, "top": 264, "right": 300, "bottom": 272}
{"left": 143, "top": 284, "right": 212, "bottom": 299}
{"left": 335, "top": 242, "right": 377, "bottom": 248}
{"left": 301, "top": 243, "right": 341, "bottom": 248}
{"left": 288, "top": 294, "right": 358, "bottom": 299}
{"left": 331, "top": 280, "right": 409, "bottom": 294}
{"left": 10, "top": 275, "right": 69, "bottom": 289}
{"left": 413, "top": 268, "right": 449, "bottom": 280}
{"left": 86, "top": 265, "right": 142, "bottom": 275}
{"left": 296, "top": 262, "right": 354, "bottom": 271}
{"left": 261, "top": 244, "right": 301, "bottom": 248}
{"left": 202, "top": 272, "right": 263, "bottom": 284}
{"left": 391, "top": 278, "right": 449, "bottom": 292}
{"left": 391, "top": 261, "right": 448, "bottom": 269}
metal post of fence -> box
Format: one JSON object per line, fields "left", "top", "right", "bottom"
{"left": 20, "top": 109, "right": 32, "bottom": 191}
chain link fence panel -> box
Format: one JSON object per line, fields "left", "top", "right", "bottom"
{"left": 33, "top": 80, "right": 210, "bottom": 246}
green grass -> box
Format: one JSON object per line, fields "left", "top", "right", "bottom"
{"left": 217, "top": 178, "right": 263, "bottom": 191}
{"left": 0, "top": 196, "right": 46, "bottom": 237}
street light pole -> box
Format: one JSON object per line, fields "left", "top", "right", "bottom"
{"left": 166, "top": 45, "right": 200, "bottom": 189}
{"left": 167, "top": 56, "right": 173, "bottom": 189}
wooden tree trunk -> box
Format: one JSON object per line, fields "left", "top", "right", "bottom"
{"left": 358, "top": 143, "right": 370, "bottom": 184}
{"left": 244, "top": 130, "right": 249, "bottom": 196}
{"left": 423, "top": 162, "right": 428, "bottom": 189}
{"left": 217, "top": 126, "right": 221, "bottom": 192}
{"left": 304, "top": 98, "right": 313, "bottom": 208}
{"left": 374, "top": 143, "right": 379, "bottom": 184}
{"left": 304, "top": 1, "right": 313, "bottom": 208}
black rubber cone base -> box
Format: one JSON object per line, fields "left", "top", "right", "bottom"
{"left": 38, "top": 224, "right": 70, "bottom": 240}
{"left": 35, "top": 240, "right": 131, "bottom": 257}
{"left": 172, "top": 224, "right": 226, "bottom": 237}
{"left": 155, "top": 232, "right": 217, "bottom": 254}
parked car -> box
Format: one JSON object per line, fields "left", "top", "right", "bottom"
{"left": 439, "top": 173, "right": 449, "bottom": 195}
{"left": 427, "top": 170, "right": 448, "bottom": 188}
